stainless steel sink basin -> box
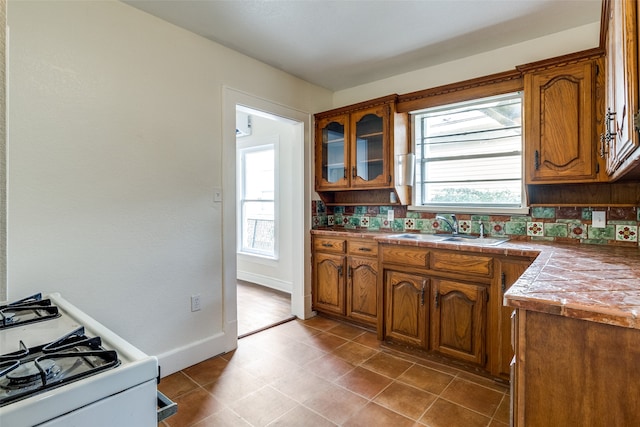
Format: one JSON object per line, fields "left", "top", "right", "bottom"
{"left": 387, "top": 233, "right": 509, "bottom": 246}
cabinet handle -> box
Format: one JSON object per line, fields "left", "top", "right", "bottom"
{"left": 322, "top": 243, "right": 333, "bottom": 247}
{"left": 358, "top": 247, "right": 372, "bottom": 252}
{"left": 347, "top": 265, "right": 352, "bottom": 278}
{"left": 434, "top": 291, "right": 439, "bottom": 308}
{"left": 352, "top": 166, "right": 356, "bottom": 178}
{"left": 534, "top": 150, "right": 540, "bottom": 170}
{"left": 420, "top": 284, "right": 426, "bottom": 306}
{"left": 337, "top": 265, "right": 343, "bottom": 277}
{"left": 343, "top": 168, "right": 347, "bottom": 179}
{"left": 501, "top": 272, "right": 506, "bottom": 293}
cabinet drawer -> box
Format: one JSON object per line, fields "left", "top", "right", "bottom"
{"left": 381, "top": 245, "right": 429, "bottom": 267}
{"left": 314, "top": 237, "right": 346, "bottom": 253}
{"left": 430, "top": 252, "right": 493, "bottom": 277}
{"left": 347, "top": 239, "right": 378, "bottom": 257}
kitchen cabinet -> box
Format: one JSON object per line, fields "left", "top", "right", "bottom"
{"left": 491, "top": 258, "right": 532, "bottom": 381}
{"left": 312, "top": 236, "right": 347, "bottom": 315}
{"left": 511, "top": 309, "right": 640, "bottom": 426}
{"left": 431, "top": 279, "right": 486, "bottom": 365}
{"left": 314, "top": 95, "right": 410, "bottom": 205}
{"left": 384, "top": 270, "right": 429, "bottom": 348}
{"left": 312, "top": 236, "right": 380, "bottom": 326}
{"left": 603, "top": 0, "right": 640, "bottom": 179}
{"left": 346, "top": 239, "right": 379, "bottom": 326}
{"left": 521, "top": 52, "right": 605, "bottom": 183}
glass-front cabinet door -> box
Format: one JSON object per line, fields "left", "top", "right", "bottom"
{"left": 350, "top": 105, "right": 390, "bottom": 188}
{"left": 316, "top": 115, "right": 350, "bottom": 190}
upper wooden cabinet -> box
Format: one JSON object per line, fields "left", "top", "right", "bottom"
{"left": 603, "top": 0, "right": 640, "bottom": 179}
{"left": 520, "top": 52, "right": 605, "bottom": 184}
{"left": 314, "top": 95, "right": 410, "bottom": 205}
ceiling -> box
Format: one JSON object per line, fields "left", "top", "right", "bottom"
{"left": 124, "top": 0, "right": 602, "bottom": 91}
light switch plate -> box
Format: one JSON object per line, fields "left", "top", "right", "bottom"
{"left": 213, "top": 187, "right": 223, "bottom": 203}
{"left": 592, "top": 211, "right": 606, "bottom": 228}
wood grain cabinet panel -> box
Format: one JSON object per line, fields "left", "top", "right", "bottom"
{"left": 312, "top": 252, "right": 346, "bottom": 315}
{"left": 430, "top": 251, "right": 493, "bottom": 279}
{"left": 347, "top": 255, "right": 378, "bottom": 325}
{"left": 431, "top": 279, "right": 487, "bottom": 365}
{"left": 384, "top": 270, "right": 429, "bottom": 348}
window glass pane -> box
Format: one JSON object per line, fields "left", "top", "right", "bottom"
{"left": 244, "top": 149, "right": 274, "bottom": 200}
{"left": 242, "top": 200, "right": 274, "bottom": 255}
{"left": 413, "top": 92, "right": 523, "bottom": 210}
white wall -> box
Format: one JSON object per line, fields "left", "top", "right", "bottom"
{"left": 334, "top": 22, "right": 601, "bottom": 106}
{"left": 0, "top": 0, "right": 6, "bottom": 302}
{"left": 236, "top": 114, "right": 296, "bottom": 295}
{"left": 7, "top": 0, "right": 332, "bottom": 374}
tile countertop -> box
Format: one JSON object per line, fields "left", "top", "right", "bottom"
{"left": 312, "top": 229, "right": 640, "bottom": 330}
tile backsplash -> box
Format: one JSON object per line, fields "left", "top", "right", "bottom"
{"left": 312, "top": 201, "right": 640, "bottom": 247}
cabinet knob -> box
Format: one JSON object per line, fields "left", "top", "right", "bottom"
{"left": 358, "top": 247, "right": 372, "bottom": 252}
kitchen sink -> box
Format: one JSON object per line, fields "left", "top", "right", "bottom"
{"left": 387, "top": 233, "right": 509, "bottom": 246}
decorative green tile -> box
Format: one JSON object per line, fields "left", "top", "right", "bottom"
{"left": 615, "top": 225, "right": 638, "bottom": 242}
{"left": 392, "top": 219, "right": 404, "bottom": 232}
{"left": 334, "top": 213, "right": 343, "bottom": 226}
{"left": 404, "top": 218, "right": 417, "bottom": 230}
{"left": 458, "top": 220, "right": 472, "bottom": 234}
{"left": 526, "top": 222, "right": 544, "bottom": 236}
{"left": 543, "top": 223, "right": 568, "bottom": 238}
{"left": 608, "top": 220, "right": 637, "bottom": 225}
{"left": 415, "top": 219, "right": 427, "bottom": 231}
{"left": 360, "top": 216, "right": 370, "bottom": 228}
{"left": 637, "top": 207, "right": 640, "bottom": 222}
{"left": 380, "top": 216, "right": 392, "bottom": 229}
{"left": 509, "top": 216, "right": 532, "bottom": 222}
{"left": 354, "top": 206, "right": 367, "bottom": 215}
{"left": 582, "top": 239, "right": 608, "bottom": 245}
{"left": 406, "top": 211, "right": 420, "bottom": 219}
{"left": 505, "top": 221, "right": 527, "bottom": 235}
{"left": 312, "top": 216, "right": 319, "bottom": 229}
{"left": 470, "top": 215, "right": 490, "bottom": 222}
{"left": 581, "top": 208, "right": 593, "bottom": 220}
{"left": 489, "top": 221, "right": 506, "bottom": 236}
{"left": 532, "top": 207, "right": 556, "bottom": 219}
{"left": 471, "top": 221, "right": 488, "bottom": 235}
{"left": 367, "top": 217, "right": 381, "bottom": 230}
{"left": 316, "top": 201, "right": 326, "bottom": 214}
{"left": 327, "top": 215, "right": 335, "bottom": 227}
{"left": 531, "top": 236, "right": 555, "bottom": 242}
{"left": 587, "top": 225, "right": 615, "bottom": 240}
{"left": 379, "top": 206, "right": 391, "bottom": 214}
{"left": 565, "top": 221, "right": 586, "bottom": 239}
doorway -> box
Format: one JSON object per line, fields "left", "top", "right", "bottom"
{"left": 222, "top": 87, "right": 313, "bottom": 343}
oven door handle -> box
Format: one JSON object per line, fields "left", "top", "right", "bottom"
{"left": 157, "top": 390, "right": 178, "bottom": 422}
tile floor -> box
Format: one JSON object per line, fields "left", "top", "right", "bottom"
{"left": 159, "top": 316, "right": 510, "bottom": 427}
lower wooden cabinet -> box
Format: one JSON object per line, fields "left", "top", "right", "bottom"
{"left": 431, "top": 279, "right": 487, "bottom": 365}
{"left": 347, "top": 255, "right": 378, "bottom": 325}
{"left": 384, "top": 270, "right": 429, "bottom": 348}
{"left": 313, "top": 251, "right": 346, "bottom": 315}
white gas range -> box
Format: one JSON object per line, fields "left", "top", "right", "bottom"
{"left": 0, "top": 293, "right": 176, "bottom": 426}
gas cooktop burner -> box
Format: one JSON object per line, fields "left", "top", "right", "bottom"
{"left": 0, "top": 293, "right": 61, "bottom": 329}
{"left": 0, "top": 327, "right": 120, "bottom": 406}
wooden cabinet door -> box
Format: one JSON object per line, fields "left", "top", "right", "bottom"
{"left": 312, "top": 252, "right": 346, "bottom": 315}
{"left": 347, "top": 256, "right": 378, "bottom": 326}
{"left": 494, "top": 259, "right": 531, "bottom": 380}
{"left": 350, "top": 105, "right": 391, "bottom": 188}
{"left": 384, "top": 270, "right": 429, "bottom": 348}
{"left": 605, "top": 0, "right": 639, "bottom": 176}
{"left": 431, "top": 279, "right": 487, "bottom": 365}
{"left": 524, "top": 60, "right": 600, "bottom": 183}
{"left": 315, "top": 114, "right": 350, "bottom": 191}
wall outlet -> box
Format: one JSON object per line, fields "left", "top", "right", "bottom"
{"left": 387, "top": 209, "right": 394, "bottom": 222}
{"left": 191, "top": 294, "right": 201, "bottom": 312}
{"left": 592, "top": 211, "right": 606, "bottom": 228}
{"left": 213, "top": 187, "right": 223, "bottom": 203}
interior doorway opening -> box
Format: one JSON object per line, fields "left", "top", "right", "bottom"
{"left": 235, "top": 105, "right": 300, "bottom": 337}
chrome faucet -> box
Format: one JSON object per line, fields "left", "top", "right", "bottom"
{"left": 436, "top": 214, "right": 458, "bottom": 234}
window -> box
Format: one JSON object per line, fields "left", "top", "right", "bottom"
{"left": 239, "top": 144, "right": 276, "bottom": 257}
{"left": 412, "top": 92, "right": 526, "bottom": 213}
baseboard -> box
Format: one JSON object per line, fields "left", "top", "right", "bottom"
{"left": 237, "top": 271, "right": 292, "bottom": 294}
{"left": 156, "top": 331, "right": 235, "bottom": 377}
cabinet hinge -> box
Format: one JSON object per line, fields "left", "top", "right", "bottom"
{"left": 388, "top": 174, "right": 392, "bottom": 184}
{"left": 501, "top": 272, "right": 506, "bottom": 293}
{"left": 595, "top": 63, "right": 600, "bottom": 75}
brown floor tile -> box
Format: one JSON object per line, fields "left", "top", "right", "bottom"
{"left": 237, "top": 281, "right": 292, "bottom": 337}
{"left": 302, "top": 331, "right": 350, "bottom": 352}
{"left": 457, "top": 370, "right": 510, "bottom": 393}
{"left": 268, "top": 405, "right": 337, "bottom": 427}
{"left": 159, "top": 371, "right": 200, "bottom": 400}
{"left": 335, "top": 366, "right": 393, "bottom": 399}
{"left": 274, "top": 320, "right": 322, "bottom": 340}
{"left": 302, "top": 383, "right": 368, "bottom": 425}
{"left": 192, "top": 407, "right": 252, "bottom": 427}
{"left": 304, "top": 353, "right": 355, "bottom": 381}
{"left": 183, "top": 356, "right": 237, "bottom": 386}
{"left": 229, "top": 386, "right": 297, "bottom": 427}
{"left": 331, "top": 341, "right": 378, "bottom": 365}
{"left": 342, "top": 402, "right": 417, "bottom": 427}
{"left": 360, "top": 352, "right": 413, "bottom": 378}
{"left": 301, "top": 316, "right": 342, "bottom": 331}
{"left": 420, "top": 398, "right": 491, "bottom": 427}
{"left": 373, "top": 381, "right": 437, "bottom": 420}
{"left": 326, "top": 322, "right": 367, "bottom": 340}
{"left": 440, "top": 378, "right": 504, "bottom": 417}
{"left": 241, "top": 352, "right": 297, "bottom": 384}
{"left": 271, "top": 366, "right": 334, "bottom": 403}
{"left": 165, "top": 388, "right": 225, "bottom": 427}
{"left": 397, "top": 364, "right": 454, "bottom": 394}
{"left": 493, "top": 394, "right": 511, "bottom": 424}
{"left": 269, "top": 340, "right": 327, "bottom": 366}
{"left": 352, "top": 331, "right": 385, "bottom": 350}
{"left": 202, "top": 368, "right": 265, "bottom": 405}
{"left": 489, "top": 419, "right": 509, "bottom": 427}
